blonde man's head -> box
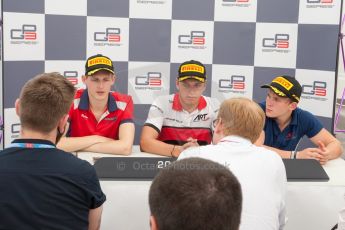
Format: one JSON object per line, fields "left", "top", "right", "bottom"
{"left": 218, "top": 97, "right": 265, "bottom": 143}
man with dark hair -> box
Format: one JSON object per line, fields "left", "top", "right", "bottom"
{"left": 179, "top": 97, "right": 286, "bottom": 230}
{"left": 58, "top": 54, "right": 134, "bottom": 155}
{"left": 140, "top": 60, "right": 219, "bottom": 157}
{"left": 0, "top": 73, "right": 106, "bottom": 229}
{"left": 149, "top": 157, "right": 242, "bottom": 230}
{"left": 260, "top": 75, "right": 342, "bottom": 164}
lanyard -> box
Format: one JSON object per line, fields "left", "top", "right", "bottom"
{"left": 9, "top": 143, "right": 55, "bottom": 149}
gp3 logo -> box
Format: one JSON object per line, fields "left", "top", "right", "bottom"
{"left": 178, "top": 31, "right": 205, "bottom": 45}
{"left": 63, "top": 71, "right": 79, "bottom": 86}
{"left": 302, "top": 81, "right": 327, "bottom": 96}
{"left": 10, "top": 24, "right": 37, "bottom": 40}
{"left": 135, "top": 72, "right": 162, "bottom": 86}
{"left": 219, "top": 75, "right": 245, "bottom": 90}
{"left": 94, "top": 28, "right": 121, "bottom": 42}
{"left": 262, "top": 34, "right": 289, "bottom": 49}
{"left": 11, "top": 123, "right": 21, "bottom": 134}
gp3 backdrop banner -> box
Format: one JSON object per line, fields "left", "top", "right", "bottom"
{"left": 1, "top": 0, "right": 342, "bottom": 147}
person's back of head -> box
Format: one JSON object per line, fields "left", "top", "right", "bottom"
{"left": 2, "top": 73, "right": 105, "bottom": 229}
{"left": 149, "top": 157, "right": 242, "bottom": 230}
{"left": 17, "top": 72, "right": 75, "bottom": 134}
{"left": 218, "top": 97, "right": 265, "bottom": 143}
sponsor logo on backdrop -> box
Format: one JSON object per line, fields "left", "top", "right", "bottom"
{"left": 136, "top": 0, "right": 166, "bottom": 4}
{"left": 10, "top": 24, "right": 38, "bottom": 45}
{"left": 135, "top": 72, "right": 162, "bottom": 90}
{"left": 218, "top": 75, "right": 246, "bottom": 94}
{"left": 94, "top": 28, "right": 122, "bottom": 47}
{"left": 63, "top": 71, "right": 79, "bottom": 86}
{"left": 262, "top": 34, "right": 290, "bottom": 53}
{"left": 301, "top": 81, "right": 327, "bottom": 101}
{"left": 178, "top": 31, "right": 206, "bottom": 49}
{"left": 11, "top": 123, "right": 20, "bottom": 139}
{"left": 306, "top": 0, "right": 334, "bottom": 8}
{"left": 222, "top": 0, "right": 250, "bottom": 7}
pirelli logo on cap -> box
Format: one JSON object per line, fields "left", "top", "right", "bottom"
{"left": 180, "top": 64, "right": 205, "bottom": 74}
{"left": 88, "top": 57, "right": 112, "bottom": 67}
{"left": 273, "top": 76, "right": 293, "bottom": 90}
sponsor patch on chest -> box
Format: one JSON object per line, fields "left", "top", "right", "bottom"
{"left": 193, "top": 113, "right": 209, "bottom": 122}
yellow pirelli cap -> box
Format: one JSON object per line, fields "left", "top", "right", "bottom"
{"left": 85, "top": 54, "right": 114, "bottom": 76}
{"left": 178, "top": 60, "right": 206, "bottom": 83}
{"left": 261, "top": 75, "right": 302, "bottom": 102}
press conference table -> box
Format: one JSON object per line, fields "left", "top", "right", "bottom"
{"left": 77, "top": 148, "right": 345, "bottom": 230}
